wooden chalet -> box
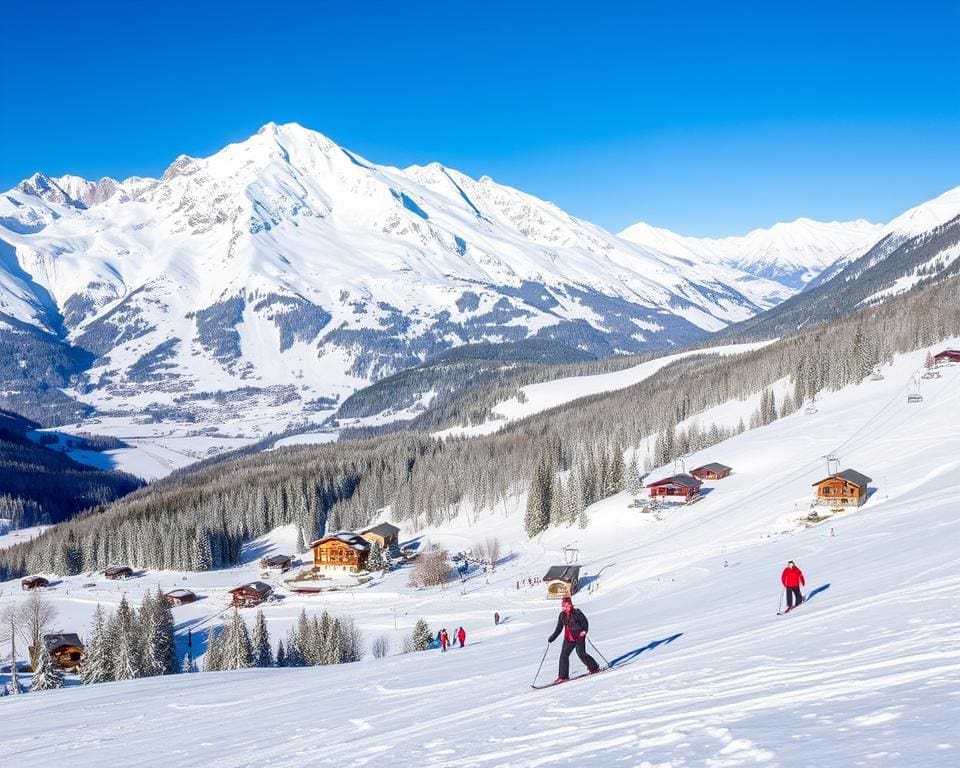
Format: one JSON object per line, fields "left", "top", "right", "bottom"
{"left": 30, "top": 633, "right": 85, "bottom": 672}
{"left": 360, "top": 522, "right": 401, "bottom": 550}
{"left": 813, "top": 469, "right": 872, "bottom": 507}
{"left": 259, "top": 554, "right": 293, "bottom": 572}
{"left": 20, "top": 576, "right": 49, "bottom": 591}
{"left": 310, "top": 533, "right": 371, "bottom": 572}
{"left": 933, "top": 349, "right": 960, "bottom": 365}
{"left": 104, "top": 565, "right": 134, "bottom": 580}
{"left": 647, "top": 473, "right": 703, "bottom": 500}
{"left": 690, "top": 462, "right": 733, "bottom": 481}
{"left": 163, "top": 588, "right": 197, "bottom": 607}
{"left": 544, "top": 565, "right": 581, "bottom": 598}
{"left": 228, "top": 581, "right": 273, "bottom": 608}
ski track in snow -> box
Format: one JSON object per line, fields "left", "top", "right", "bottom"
{"left": 1, "top": 346, "right": 959, "bottom": 766}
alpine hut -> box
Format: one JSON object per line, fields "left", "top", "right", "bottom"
{"left": 163, "top": 589, "right": 197, "bottom": 607}
{"left": 311, "top": 533, "right": 371, "bottom": 573}
{"left": 690, "top": 462, "right": 733, "bottom": 481}
{"left": 259, "top": 554, "right": 293, "bottom": 573}
{"left": 543, "top": 565, "right": 581, "bottom": 598}
{"left": 647, "top": 473, "right": 703, "bottom": 500}
{"left": 31, "top": 633, "right": 85, "bottom": 672}
{"left": 104, "top": 565, "right": 134, "bottom": 580}
{"left": 933, "top": 349, "right": 960, "bottom": 365}
{"left": 812, "top": 469, "right": 872, "bottom": 507}
{"left": 228, "top": 581, "right": 273, "bottom": 608}
{"left": 20, "top": 576, "right": 49, "bottom": 591}
{"left": 360, "top": 522, "right": 401, "bottom": 550}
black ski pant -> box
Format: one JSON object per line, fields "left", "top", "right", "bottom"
{"left": 785, "top": 586, "right": 803, "bottom": 609}
{"left": 559, "top": 637, "right": 599, "bottom": 678}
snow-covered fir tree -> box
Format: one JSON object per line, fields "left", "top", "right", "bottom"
{"left": 411, "top": 618, "right": 433, "bottom": 651}
{"left": 252, "top": 609, "right": 272, "bottom": 667}
{"left": 80, "top": 604, "right": 112, "bottom": 685}
{"left": 110, "top": 595, "right": 142, "bottom": 681}
{"left": 275, "top": 639, "right": 286, "bottom": 668}
{"left": 221, "top": 608, "right": 254, "bottom": 670}
{"left": 30, "top": 643, "right": 64, "bottom": 691}
{"left": 205, "top": 625, "right": 224, "bottom": 672}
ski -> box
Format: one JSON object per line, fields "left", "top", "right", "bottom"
{"left": 531, "top": 668, "right": 607, "bottom": 689}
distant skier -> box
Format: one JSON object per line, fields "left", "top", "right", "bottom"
{"left": 494, "top": 612, "right": 500, "bottom": 626}
{"left": 547, "top": 595, "right": 599, "bottom": 682}
{"left": 440, "top": 628, "right": 449, "bottom": 652}
{"left": 456, "top": 626, "right": 466, "bottom": 648}
{"left": 781, "top": 560, "right": 806, "bottom": 612}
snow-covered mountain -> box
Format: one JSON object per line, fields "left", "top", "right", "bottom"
{"left": 620, "top": 217, "right": 883, "bottom": 292}
{"left": 0, "top": 122, "right": 791, "bottom": 430}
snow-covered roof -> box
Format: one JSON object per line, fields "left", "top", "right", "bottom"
{"left": 361, "top": 522, "right": 400, "bottom": 538}
{"left": 692, "top": 462, "right": 732, "bottom": 474}
{"left": 229, "top": 581, "right": 272, "bottom": 595}
{"left": 310, "top": 532, "right": 371, "bottom": 552}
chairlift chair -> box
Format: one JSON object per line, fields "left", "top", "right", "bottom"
{"left": 907, "top": 393, "right": 923, "bottom": 404}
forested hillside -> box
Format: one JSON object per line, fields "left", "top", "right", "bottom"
{"left": 2, "top": 274, "right": 957, "bottom": 581}
{"left": 0, "top": 410, "right": 143, "bottom": 531}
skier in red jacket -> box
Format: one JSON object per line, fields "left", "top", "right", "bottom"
{"left": 456, "top": 626, "right": 466, "bottom": 648}
{"left": 547, "top": 595, "right": 599, "bottom": 682}
{"left": 781, "top": 560, "right": 805, "bottom": 612}
{"left": 440, "top": 628, "right": 449, "bottom": 652}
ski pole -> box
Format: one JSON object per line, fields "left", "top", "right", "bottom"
{"left": 587, "top": 637, "right": 611, "bottom": 668}
{"left": 778, "top": 590, "right": 783, "bottom": 615}
{"left": 532, "top": 642, "right": 550, "bottom": 686}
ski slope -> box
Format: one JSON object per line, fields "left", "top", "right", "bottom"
{"left": 1, "top": 344, "right": 959, "bottom": 767}
{"left": 435, "top": 340, "right": 774, "bottom": 439}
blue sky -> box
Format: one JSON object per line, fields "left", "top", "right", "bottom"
{"left": 1, "top": 0, "right": 957, "bottom": 235}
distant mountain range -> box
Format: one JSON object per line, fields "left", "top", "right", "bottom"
{"left": 0, "top": 122, "right": 957, "bottom": 431}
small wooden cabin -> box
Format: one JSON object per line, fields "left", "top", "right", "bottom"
{"left": 104, "top": 565, "right": 134, "bottom": 580}
{"left": 311, "top": 533, "right": 370, "bottom": 572}
{"left": 21, "top": 576, "right": 49, "bottom": 591}
{"left": 690, "top": 462, "right": 733, "bottom": 481}
{"left": 228, "top": 581, "right": 272, "bottom": 608}
{"left": 544, "top": 565, "right": 581, "bottom": 598}
{"left": 933, "top": 349, "right": 960, "bottom": 365}
{"left": 647, "top": 473, "right": 703, "bottom": 499}
{"left": 259, "top": 554, "right": 293, "bottom": 573}
{"left": 164, "top": 589, "right": 197, "bottom": 607}
{"left": 360, "top": 522, "right": 401, "bottom": 550}
{"left": 813, "top": 469, "right": 872, "bottom": 507}
{"left": 31, "top": 633, "right": 85, "bottom": 672}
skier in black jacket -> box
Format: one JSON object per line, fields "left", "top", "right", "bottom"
{"left": 547, "top": 595, "right": 600, "bottom": 682}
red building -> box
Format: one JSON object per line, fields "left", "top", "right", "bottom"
{"left": 647, "top": 473, "right": 703, "bottom": 499}
{"left": 690, "top": 462, "right": 732, "bottom": 481}
{"left": 933, "top": 350, "right": 960, "bottom": 364}
{"left": 228, "top": 582, "right": 273, "bottom": 608}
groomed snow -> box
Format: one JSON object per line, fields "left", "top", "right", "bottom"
{"left": 434, "top": 340, "right": 775, "bottom": 439}
{"left": 1, "top": 343, "right": 958, "bottom": 766}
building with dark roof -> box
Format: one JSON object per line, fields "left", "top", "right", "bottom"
{"left": 543, "top": 565, "right": 581, "bottom": 597}
{"left": 813, "top": 469, "right": 872, "bottom": 507}
{"left": 690, "top": 462, "right": 733, "bottom": 480}
{"left": 647, "top": 473, "right": 703, "bottom": 499}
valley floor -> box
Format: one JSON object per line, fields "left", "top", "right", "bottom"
{"left": 1, "top": 346, "right": 959, "bottom": 767}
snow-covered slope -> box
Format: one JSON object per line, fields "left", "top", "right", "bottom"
{"left": 434, "top": 339, "right": 774, "bottom": 439}
{"left": 0, "top": 122, "right": 794, "bottom": 436}
{"left": 2, "top": 343, "right": 958, "bottom": 766}
{"left": 620, "top": 217, "right": 883, "bottom": 292}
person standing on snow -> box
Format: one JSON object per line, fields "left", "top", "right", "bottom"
{"left": 781, "top": 560, "right": 805, "bottom": 611}
{"left": 494, "top": 612, "right": 500, "bottom": 626}
{"left": 440, "top": 628, "right": 449, "bottom": 652}
{"left": 547, "top": 595, "right": 600, "bottom": 682}
{"left": 456, "top": 626, "right": 466, "bottom": 648}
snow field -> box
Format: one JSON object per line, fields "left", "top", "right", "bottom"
{"left": 1, "top": 343, "right": 959, "bottom": 766}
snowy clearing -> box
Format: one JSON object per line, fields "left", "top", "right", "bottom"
{"left": 435, "top": 340, "right": 775, "bottom": 439}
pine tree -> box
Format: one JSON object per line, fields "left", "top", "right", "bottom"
{"left": 411, "top": 618, "right": 433, "bottom": 651}
{"left": 30, "top": 643, "right": 64, "bottom": 691}
{"left": 366, "top": 540, "right": 384, "bottom": 572}
{"left": 181, "top": 653, "right": 194, "bottom": 673}
{"left": 110, "top": 595, "right": 142, "bottom": 681}
{"left": 627, "top": 454, "right": 644, "bottom": 495}
{"left": 79, "top": 604, "right": 112, "bottom": 685}
{"left": 205, "top": 625, "right": 224, "bottom": 672}
{"left": 524, "top": 459, "right": 552, "bottom": 538}
{"left": 252, "top": 609, "right": 272, "bottom": 667}
{"left": 222, "top": 608, "right": 253, "bottom": 670}
{"left": 275, "top": 639, "right": 286, "bottom": 668}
